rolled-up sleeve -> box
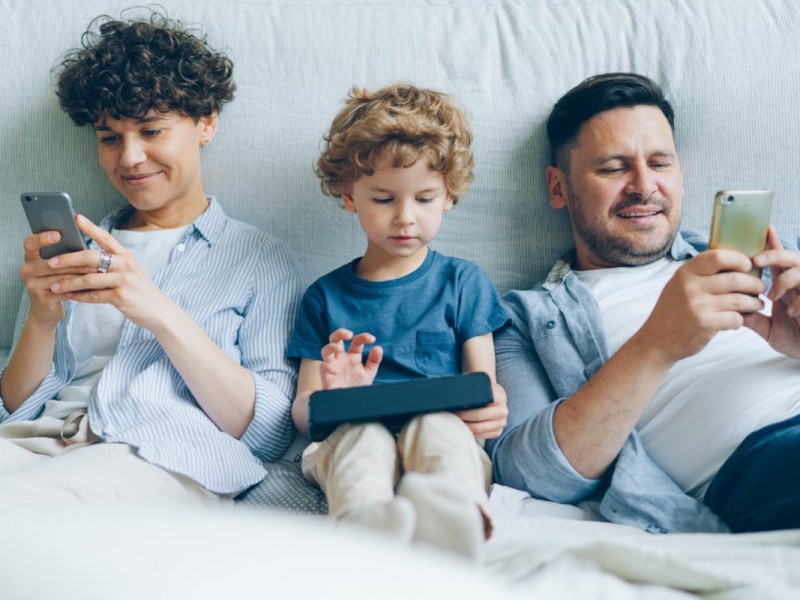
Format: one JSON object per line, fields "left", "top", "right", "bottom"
{"left": 487, "top": 315, "right": 603, "bottom": 504}
{"left": 238, "top": 238, "right": 301, "bottom": 462}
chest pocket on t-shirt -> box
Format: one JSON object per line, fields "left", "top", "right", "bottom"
{"left": 415, "top": 329, "right": 459, "bottom": 376}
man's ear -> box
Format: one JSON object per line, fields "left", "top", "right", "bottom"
{"left": 546, "top": 166, "right": 568, "bottom": 209}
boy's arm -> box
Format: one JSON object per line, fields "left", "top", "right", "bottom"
{"left": 291, "top": 329, "right": 383, "bottom": 436}
{"left": 292, "top": 358, "right": 323, "bottom": 436}
{"left": 455, "top": 332, "right": 508, "bottom": 439}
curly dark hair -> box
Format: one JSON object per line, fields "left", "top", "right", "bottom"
{"left": 56, "top": 12, "right": 235, "bottom": 126}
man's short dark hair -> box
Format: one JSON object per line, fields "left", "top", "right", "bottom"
{"left": 56, "top": 12, "right": 235, "bottom": 126}
{"left": 546, "top": 73, "right": 675, "bottom": 170}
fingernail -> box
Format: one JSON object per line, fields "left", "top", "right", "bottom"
{"left": 51, "top": 283, "right": 60, "bottom": 292}
{"left": 48, "top": 257, "right": 59, "bottom": 267}
{"left": 48, "top": 231, "right": 59, "bottom": 242}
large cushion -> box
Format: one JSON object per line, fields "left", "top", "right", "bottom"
{"left": 3, "top": 0, "right": 800, "bottom": 355}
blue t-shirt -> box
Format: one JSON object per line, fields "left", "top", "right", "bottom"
{"left": 288, "top": 250, "right": 509, "bottom": 382}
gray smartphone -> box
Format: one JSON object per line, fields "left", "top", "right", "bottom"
{"left": 20, "top": 192, "right": 88, "bottom": 259}
{"left": 709, "top": 189, "right": 773, "bottom": 277}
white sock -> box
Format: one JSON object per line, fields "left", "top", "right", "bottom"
{"left": 397, "top": 472, "right": 485, "bottom": 561}
{"left": 338, "top": 497, "right": 416, "bottom": 543}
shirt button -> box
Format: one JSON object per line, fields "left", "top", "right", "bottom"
{"left": 176, "top": 244, "right": 186, "bottom": 252}
{"left": 545, "top": 320, "right": 556, "bottom": 330}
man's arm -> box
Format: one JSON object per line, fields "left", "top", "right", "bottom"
{"left": 553, "top": 250, "right": 764, "bottom": 478}
{"left": 490, "top": 249, "right": 765, "bottom": 498}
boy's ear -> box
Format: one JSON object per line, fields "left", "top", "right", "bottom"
{"left": 444, "top": 195, "right": 454, "bottom": 211}
{"left": 342, "top": 194, "right": 357, "bottom": 213}
{"left": 546, "top": 166, "right": 569, "bottom": 209}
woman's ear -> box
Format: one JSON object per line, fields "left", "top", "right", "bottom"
{"left": 198, "top": 112, "right": 219, "bottom": 147}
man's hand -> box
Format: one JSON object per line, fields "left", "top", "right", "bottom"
{"left": 744, "top": 228, "right": 800, "bottom": 358}
{"left": 320, "top": 328, "right": 383, "bottom": 389}
{"left": 635, "top": 249, "right": 765, "bottom": 364}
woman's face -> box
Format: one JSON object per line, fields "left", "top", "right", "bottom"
{"left": 94, "top": 111, "right": 217, "bottom": 226}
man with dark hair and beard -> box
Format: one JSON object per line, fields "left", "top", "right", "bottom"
{"left": 487, "top": 73, "right": 800, "bottom": 535}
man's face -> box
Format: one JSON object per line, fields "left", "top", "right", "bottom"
{"left": 547, "top": 105, "right": 683, "bottom": 270}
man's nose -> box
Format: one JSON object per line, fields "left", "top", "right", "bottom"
{"left": 625, "top": 165, "right": 657, "bottom": 199}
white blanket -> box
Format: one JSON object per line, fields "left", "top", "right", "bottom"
{"left": 487, "top": 485, "right": 800, "bottom": 599}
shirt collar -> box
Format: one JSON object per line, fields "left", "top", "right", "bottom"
{"left": 543, "top": 231, "right": 699, "bottom": 290}
{"left": 99, "top": 197, "right": 226, "bottom": 246}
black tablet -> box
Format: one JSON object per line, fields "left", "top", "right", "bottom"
{"left": 307, "top": 372, "right": 493, "bottom": 441}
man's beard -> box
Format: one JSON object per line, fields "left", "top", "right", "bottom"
{"left": 567, "top": 186, "right": 679, "bottom": 267}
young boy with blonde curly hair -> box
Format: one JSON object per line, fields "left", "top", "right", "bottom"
{"left": 288, "top": 84, "right": 509, "bottom": 559}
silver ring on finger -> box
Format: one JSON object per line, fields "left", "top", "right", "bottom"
{"left": 97, "top": 251, "right": 113, "bottom": 274}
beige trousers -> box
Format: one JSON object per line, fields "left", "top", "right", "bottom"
{"left": 302, "top": 412, "right": 492, "bottom": 518}
{"left": 0, "top": 411, "right": 221, "bottom": 506}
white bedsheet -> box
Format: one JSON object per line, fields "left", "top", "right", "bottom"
{"left": 487, "top": 485, "right": 800, "bottom": 599}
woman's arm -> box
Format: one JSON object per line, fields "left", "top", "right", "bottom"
{"left": 49, "top": 216, "right": 278, "bottom": 438}
{"left": 1, "top": 230, "right": 85, "bottom": 412}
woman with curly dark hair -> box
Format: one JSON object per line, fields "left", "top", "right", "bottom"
{"left": 0, "top": 13, "right": 300, "bottom": 504}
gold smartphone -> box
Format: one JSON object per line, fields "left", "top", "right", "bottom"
{"left": 709, "top": 189, "right": 773, "bottom": 277}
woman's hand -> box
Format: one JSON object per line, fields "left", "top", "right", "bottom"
{"left": 19, "top": 228, "right": 96, "bottom": 329}
{"left": 47, "top": 215, "right": 172, "bottom": 331}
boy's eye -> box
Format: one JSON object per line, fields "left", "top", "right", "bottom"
{"left": 416, "top": 197, "right": 435, "bottom": 204}
{"left": 142, "top": 129, "right": 162, "bottom": 137}
{"left": 98, "top": 135, "right": 119, "bottom": 145}
{"left": 372, "top": 197, "right": 393, "bottom": 204}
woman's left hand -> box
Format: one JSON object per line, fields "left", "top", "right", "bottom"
{"left": 47, "top": 215, "right": 172, "bottom": 330}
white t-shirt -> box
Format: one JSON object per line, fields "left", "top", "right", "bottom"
{"left": 576, "top": 258, "right": 800, "bottom": 499}
{"left": 46, "top": 225, "right": 190, "bottom": 419}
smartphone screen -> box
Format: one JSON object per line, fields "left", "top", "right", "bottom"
{"left": 20, "top": 192, "right": 88, "bottom": 259}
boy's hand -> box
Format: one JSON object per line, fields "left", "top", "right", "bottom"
{"left": 320, "top": 328, "right": 383, "bottom": 389}
{"left": 454, "top": 381, "right": 508, "bottom": 439}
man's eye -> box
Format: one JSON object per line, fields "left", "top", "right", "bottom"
{"left": 372, "top": 197, "right": 393, "bottom": 204}
{"left": 99, "top": 135, "right": 118, "bottom": 145}
{"left": 142, "top": 129, "right": 162, "bottom": 137}
{"left": 600, "top": 167, "right": 624, "bottom": 175}
{"left": 651, "top": 162, "right": 671, "bottom": 170}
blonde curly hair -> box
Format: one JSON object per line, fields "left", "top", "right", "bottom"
{"left": 316, "top": 84, "right": 474, "bottom": 202}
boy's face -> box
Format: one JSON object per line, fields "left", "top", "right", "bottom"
{"left": 94, "top": 110, "right": 217, "bottom": 225}
{"left": 343, "top": 160, "right": 453, "bottom": 278}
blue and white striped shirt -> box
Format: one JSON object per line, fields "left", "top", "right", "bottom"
{"left": 0, "top": 199, "right": 301, "bottom": 494}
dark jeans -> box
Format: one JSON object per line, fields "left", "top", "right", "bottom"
{"left": 704, "top": 412, "right": 800, "bottom": 533}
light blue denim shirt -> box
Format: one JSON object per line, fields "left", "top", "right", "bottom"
{"left": 0, "top": 199, "right": 301, "bottom": 495}
{"left": 487, "top": 231, "right": 733, "bottom": 533}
